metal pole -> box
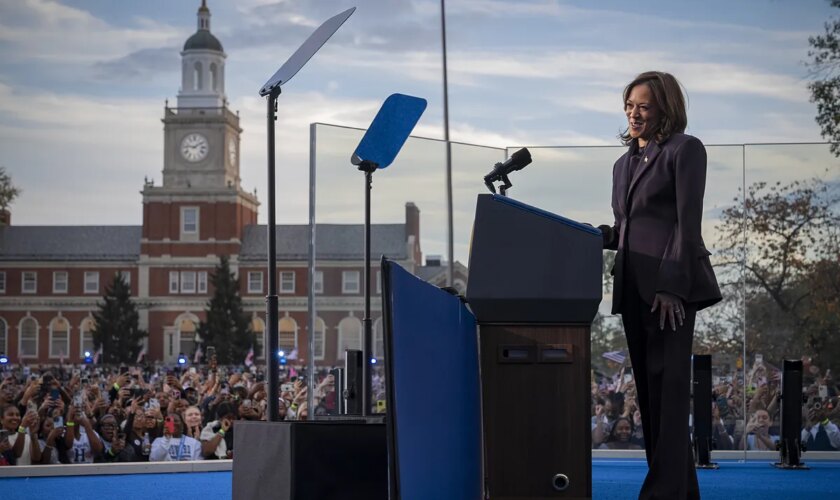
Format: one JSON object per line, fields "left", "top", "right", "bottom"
{"left": 307, "top": 123, "right": 317, "bottom": 415}
{"left": 440, "top": 0, "right": 454, "bottom": 286}
{"left": 362, "top": 168, "right": 373, "bottom": 416}
{"left": 266, "top": 88, "right": 281, "bottom": 422}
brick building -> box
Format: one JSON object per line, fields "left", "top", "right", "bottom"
{"left": 0, "top": 2, "right": 442, "bottom": 367}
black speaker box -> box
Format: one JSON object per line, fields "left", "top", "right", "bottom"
{"left": 232, "top": 420, "right": 387, "bottom": 499}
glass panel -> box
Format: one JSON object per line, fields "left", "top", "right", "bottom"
{"left": 744, "top": 144, "right": 840, "bottom": 454}
{"left": 496, "top": 144, "right": 746, "bottom": 451}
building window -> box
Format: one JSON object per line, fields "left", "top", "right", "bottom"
{"left": 22, "top": 271, "right": 37, "bottom": 294}
{"left": 210, "top": 63, "right": 218, "bottom": 91}
{"left": 53, "top": 271, "right": 68, "bottom": 294}
{"left": 84, "top": 272, "right": 99, "bottom": 294}
{"left": 179, "top": 318, "right": 197, "bottom": 358}
{"left": 248, "top": 272, "right": 263, "bottom": 294}
{"left": 0, "top": 271, "right": 6, "bottom": 293}
{"left": 280, "top": 271, "right": 295, "bottom": 294}
{"left": 169, "top": 271, "right": 179, "bottom": 293}
{"left": 252, "top": 317, "right": 265, "bottom": 360}
{"left": 119, "top": 271, "right": 131, "bottom": 286}
{"left": 19, "top": 317, "right": 38, "bottom": 358}
{"left": 181, "top": 207, "right": 199, "bottom": 238}
{"left": 373, "top": 318, "right": 385, "bottom": 360}
{"left": 198, "top": 271, "right": 208, "bottom": 293}
{"left": 0, "top": 318, "right": 7, "bottom": 356}
{"left": 342, "top": 271, "right": 360, "bottom": 294}
{"left": 337, "top": 316, "right": 362, "bottom": 360}
{"left": 312, "top": 317, "right": 325, "bottom": 360}
{"left": 193, "top": 62, "right": 202, "bottom": 90}
{"left": 181, "top": 272, "right": 197, "bottom": 293}
{"left": 49, "top": 317, "right": 70, "bottom": 359}
{"left": 313, "top": 271, "right": 323, "bottom": 294}
{"left": 80, "top": 317, "right": 95, "bottom": 358}
{"left": 279, "top": 316, "right": 297, "bottom": 352}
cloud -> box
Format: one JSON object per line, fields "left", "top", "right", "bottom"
{"left": 91, "top": 47, "right": 180, "bottom": 81}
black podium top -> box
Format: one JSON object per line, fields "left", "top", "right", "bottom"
{"left": 466, "top": 194, "right": 603, "bottom": 324}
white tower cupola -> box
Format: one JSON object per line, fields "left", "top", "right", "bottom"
{"left": 177, "top": 0, "right": 226, "bottom": 108}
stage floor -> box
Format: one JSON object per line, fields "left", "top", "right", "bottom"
{"left": 2, "top": 459, "right": 838, "bottom": 499}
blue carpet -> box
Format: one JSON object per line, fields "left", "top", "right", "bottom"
{"left": 1, "top": 460, "right": 839, "bottom": 499}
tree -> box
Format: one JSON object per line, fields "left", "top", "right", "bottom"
{"left": 0, "top": 166, "right": 21, "bottom": 212}
{"left": 198, "top": 256, "right": 257, "bottom": 364}
{"left": 715, "top": 177, "right": 840, "bottom": 371}
{"left": 808, "top": 0, "right": 840, "bottom": 156}
{"left": 92, "top": 273, "right": 147, "bottom": 364}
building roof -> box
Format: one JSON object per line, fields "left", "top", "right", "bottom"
{"left": 0, "top": 223, "right": 408, "bottom": 262}
{"left": 240, "top": 224, "right": 407, "bottom": 261}
{"left": 183, "top": 30, "right": 224, "bottom": 52}
{"left": 0, "top": 226, "right": 141, "bottom": 261}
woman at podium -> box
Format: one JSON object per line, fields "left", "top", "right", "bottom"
{"left": 598, "top": 71, "right": 721, "bottom": 500}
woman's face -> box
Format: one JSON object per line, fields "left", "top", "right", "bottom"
{"left": 100, "top": 416, "right": 118, "bottom": 441}
{"left": 625, "top": 83, "right": 659, "bottom": 145}
{"left": 614, "top": 419, "right": 632, "bottom": 441}
{"left": 41, "top": 416, "right": 55, "bottom": 436}
{"left": 184, "top": 407, "right": 202, "bottom": 428}
{"left": 2, "top": 406, "right": 20, "bottom": 431}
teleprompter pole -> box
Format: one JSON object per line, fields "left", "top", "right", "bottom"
{"left": 266, "top": 87, "right": 281, "bottom": 422}
{"left": 359, "top": 161, "right": 377, "bottom": 416}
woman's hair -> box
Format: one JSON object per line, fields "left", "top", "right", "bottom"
{"left": 620, "top": 71, "right": 687, "bottom": 146}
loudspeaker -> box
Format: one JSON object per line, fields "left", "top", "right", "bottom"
{"left": 344, "top": 350, "right": 364, "bottom": 415}
{"left": 775, "top": 359, "right": 807, "bottom": 469}
{"left": 232, "top": 420, "right": 387, "bottom": 499}
{"left": 691, "top": 354, "right": 717, "bottom": 468}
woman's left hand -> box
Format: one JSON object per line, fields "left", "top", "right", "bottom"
{"left": 651, "top": 292, "right": 685, "bottom": 331}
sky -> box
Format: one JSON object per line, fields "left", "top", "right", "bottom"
{"left": 1, "top": 0, "right": 838, "bottom": 244}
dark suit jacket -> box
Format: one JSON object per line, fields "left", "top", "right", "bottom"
{"left": 600, "top": 133, "right": 721, "bottom": 314}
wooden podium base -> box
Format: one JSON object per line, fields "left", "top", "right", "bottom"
{"left": 479, "top": 324, "right": 592, "bottom": 499}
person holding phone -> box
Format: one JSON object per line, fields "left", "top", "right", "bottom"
{"left": 598, "top": 71, "right": 721, "bottom": 500}
{"left": 64, "top": 404, "right": 104, "bottom": 463}
{"left": 200, "top": 402, "right": 235, "bottom": 459}
{"left": 149, "top": 412, "right": 202, "bottom": 461}
{"left": 2, "top": 404, "right": 42, "bottom": 465}
{"left": 95, "top": 413, "right": 136, "bottom": 463}
{"left": 37, "top": 412, "right": 65, "bottom": 464}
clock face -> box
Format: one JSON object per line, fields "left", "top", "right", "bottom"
{"left": 228, "top": 138, "right": 237, "bottom": 165}
{"left": 180, "top": 133, "right": 209, "bottom": 162}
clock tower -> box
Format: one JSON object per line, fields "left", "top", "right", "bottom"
{"left": 141, "top": 0, "right": 258, "bottom": 261}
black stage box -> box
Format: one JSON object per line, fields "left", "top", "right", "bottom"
{"left": 232, "top": 420, "right": 387, "bottom": 500}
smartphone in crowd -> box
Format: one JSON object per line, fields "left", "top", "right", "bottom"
{"left": 50, "top": 388, "right": 60, "bottom": 400}
{"left": 189, "top": 367, "right": 197, "bottom": 375}
{"left": 53, "top": 415, "right": 64, "bottom": 428}
{"left": 280, "top": 383, "right": 294, "bottom": 393}
{"left": 819, "top": 385, "right": 829, "bottom": 399}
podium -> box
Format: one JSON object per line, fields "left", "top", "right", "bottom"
{"left": 466, "top": 194, "right": 602, "bottom": 499}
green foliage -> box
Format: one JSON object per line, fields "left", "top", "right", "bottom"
{"left": 808, "top": 0, "right": 840, "bottom": 156}
{"left": 0, "top": 167, "right": 21, "bottom": 212}
{"left": 715, "top": 177, "right": 840, "bottom": 371}
{"left": 92, "top": 273, "right": 147, "bottom": 364}
{"left": 198, "top": 256, "right": 258, "bottom": 364}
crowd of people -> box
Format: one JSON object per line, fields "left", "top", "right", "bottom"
{"left": 0, "top": 356, "right": 342, "bottom": 465}
{"left": 591, "top": 356, "right": 840, "bottom": 452}
{"left": 3, "top": 354, "right": 838, "bottom": 466}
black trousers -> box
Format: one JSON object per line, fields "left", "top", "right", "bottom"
{"left": 621, "top": 281, "right": 700, "bottom": 500}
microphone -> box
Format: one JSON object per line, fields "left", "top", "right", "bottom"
{"left": 484, "top": 148, "right": 532, "bottom": 183}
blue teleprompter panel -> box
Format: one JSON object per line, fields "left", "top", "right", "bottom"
{"left": 352, "top": 94, "right": 427, "bottom": 169}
